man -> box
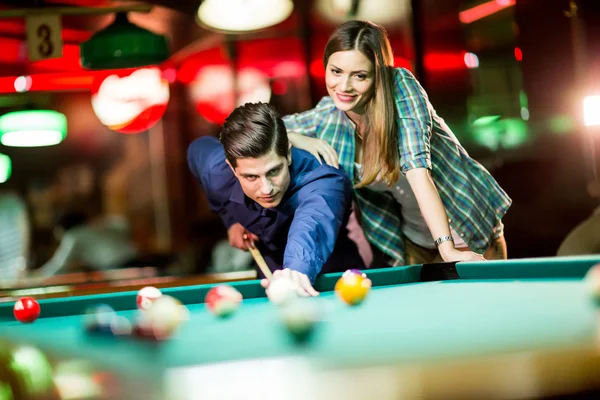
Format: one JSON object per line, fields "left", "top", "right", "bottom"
{"left": 187, "top": 102, "right": 364, "bottom": 297}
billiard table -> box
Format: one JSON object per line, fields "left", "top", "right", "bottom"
{"left": 1, "top": 255, "right": 600, "bottom": 400}
{"left": 0, "top": 270, "right": 257, "bottom": 303}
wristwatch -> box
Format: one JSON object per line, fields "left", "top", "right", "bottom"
{"left": 434, "top": 235, "right": 454, "bottom": 246}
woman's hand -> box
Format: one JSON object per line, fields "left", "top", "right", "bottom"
{"left": 288, "top": 133, "right": 339, "bottom": 168}
{"left": 440, "top": 246, "right": 486, "bottom": 262}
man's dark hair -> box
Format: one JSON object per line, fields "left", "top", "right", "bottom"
{"left": 219, "top": 102, "right": 289, "bottom": 168}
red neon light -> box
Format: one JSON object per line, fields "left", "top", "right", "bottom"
{"left": 459, "top": 0, "right": 516, "bottom": 24}
{"left": 424, "top": 52, "right": 466, "bottom": 71}
{"left": 514, "top": 47, "right": 523, "bottom": 61}
{"left": 0, "top": 69, "right": 141, "bottom": 93}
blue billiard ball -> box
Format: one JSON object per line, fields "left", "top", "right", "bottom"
{"left": 83, "top": 304, "right": 117, "bottom": 334}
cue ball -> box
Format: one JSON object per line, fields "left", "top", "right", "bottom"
{"left": 267, "top": 277, "right": 298, "bottom": 306}
{"left": 13, "top": 297, "right": 40, "bottom": 323}
{"left": 137, "top": 286, "right": 163, "bottom": 310}
{"left": 335, "top": 269, "right": 372, "bottom": 306}
{"left": 205, "top": 285, "right": 243, "bottom": 317}
{"left": 585, "top": 263, "right": 600, "bottom": 304}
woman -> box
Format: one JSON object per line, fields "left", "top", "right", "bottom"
{"left": 283, "top": 20, "right": 511, "bottom": 266}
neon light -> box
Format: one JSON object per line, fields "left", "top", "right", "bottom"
{"left": 514, "top": 47, "right": 523, "bottom": 61}
{"left": 459, "top": 0, "right": 516, "bottom": 24}
{"left": 0, "top": 153, "right": 11, "bottom": 183}
{"left": 0, "top": 110, "right": 67, "bottom": 147}
{"left": 0, "top": 68, "right": 143, "bottom": 93}
{"left": 424, "top": 52, "right": 466, "bottom": 71}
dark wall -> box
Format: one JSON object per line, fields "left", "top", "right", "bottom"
{"left": 414, "top": 0, "right": 598, "bottom": 258}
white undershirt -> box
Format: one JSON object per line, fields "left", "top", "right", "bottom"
{"left": 355, "top": 163, "right": 467, "bottom": 249}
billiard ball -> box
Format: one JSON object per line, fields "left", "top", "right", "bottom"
{"left": 334, "top": 269, "right": 372, "bottom": 306}
{"left": 205, "top": 285, "right": 243, "bottom": 318}
{"left": 13, "top": 297, "right": 40, "bottom": 323}
{"left": 280, "top": 299, "right": 318, "bottom": 344}
{"left": 110, "top": 316, "right": 133, "bottom": 336}
{"left": 83, "top": 304, "right": 118, "bottom": 334}
{"left": 146, "top": 295, "right": 189, "bottom": 339}
{"left": 267, "top": 277, "right": 298, "bottom": 306}
{"left": 584, "top": 263, "right": 600, "bottom": 304}
{"left": 137, "top": 286, "right": 163, "bottom": 310}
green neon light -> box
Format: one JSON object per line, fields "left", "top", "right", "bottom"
{"left": 0, "top": 110, "right": 67, "bottom": 147}
{"left": 0, "top": 153, "right": 11, "bottom": 183}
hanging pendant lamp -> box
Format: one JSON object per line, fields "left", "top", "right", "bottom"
{"left": 197, "top": 0, "right": 294, "bottom": 33}
{"left": 80, "top": 12, "right": 169, "bottom": 70}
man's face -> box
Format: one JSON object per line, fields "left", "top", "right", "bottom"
{"left": 228, "top": 147, "right": 292, "bottom": 208}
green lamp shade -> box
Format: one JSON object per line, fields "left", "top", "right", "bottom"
{"left": 80, "top": 12, "right": 169, "bottom": 70}
{"left": 0, "top": 110, "right": 67, "bottom": 147}
{"left": 0, "top": 153, "right": 11, "bottom": 183}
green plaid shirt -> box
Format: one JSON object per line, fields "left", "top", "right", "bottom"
{"left": 283, "top": 67, "right": 511, "bottom": 266}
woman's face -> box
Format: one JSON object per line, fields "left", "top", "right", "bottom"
{"left": 325, "top": 50, "right": 375, "bottom": 115}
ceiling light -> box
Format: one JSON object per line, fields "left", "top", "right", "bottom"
{"left": 197, "top": 0, "right": 293, "bottom": 33}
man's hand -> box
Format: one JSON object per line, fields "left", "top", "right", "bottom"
{"left": 227, "top": 223, "right": 259, "bottom": 251}
{"left": 260, "top": 268, "right": 320, "bottom": 298}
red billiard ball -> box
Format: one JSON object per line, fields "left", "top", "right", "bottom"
{"left": 137, "top": 286, "right": 162, "bottom": 310}
{"left": 205, "top": 285, "right": 243, "bottom": 317}
{"left": 13, "top": 297, "right": 41, "bottom": 323}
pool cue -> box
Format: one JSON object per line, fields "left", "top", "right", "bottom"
{"left": 244, "top": 235, "right": 273, "bottom": 281}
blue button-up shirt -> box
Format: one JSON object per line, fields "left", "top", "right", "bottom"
{"left": 187, "top": 136, "right": 364, "bottom": 282}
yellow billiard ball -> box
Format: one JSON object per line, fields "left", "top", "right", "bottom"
{"left": 335, "top": 269, "right": 372, "bottom": 306}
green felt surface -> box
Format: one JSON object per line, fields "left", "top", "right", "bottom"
{"left": 0, "top": 279, "right": 597, "bottom": 373}
{"left": 0, "top": 256, "right": 599, "bottom": 378}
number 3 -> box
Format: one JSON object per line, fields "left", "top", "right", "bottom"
{"left": 37, "top": 24, "right": 54, "bottom": 57}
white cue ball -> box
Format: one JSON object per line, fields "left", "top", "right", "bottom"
{"left": 267, "top": 277, "right": 298, "bottom": 306}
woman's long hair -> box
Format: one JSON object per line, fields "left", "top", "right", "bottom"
{"left": 324, "top": 20, "right": 399, "bottom": 187}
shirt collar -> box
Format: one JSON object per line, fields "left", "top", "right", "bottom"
{"left": 230, "top": 182, "right": 246, "bottom": 204}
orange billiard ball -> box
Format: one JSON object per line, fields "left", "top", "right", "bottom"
{"left": 335, "top": 269, "right": 372, "bottom": 306}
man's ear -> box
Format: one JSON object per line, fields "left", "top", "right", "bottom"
{"left": 287, "top": 143, "right": 292, "bottom": 166}
{"left": 225, "top": 159, "right": 237, "bottom": 175}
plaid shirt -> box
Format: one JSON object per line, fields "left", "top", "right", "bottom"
{"left": 283, "top": 67, "right": 512, "bottom": 266}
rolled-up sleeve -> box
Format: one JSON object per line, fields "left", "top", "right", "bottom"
{"left": 394, "top": 68, "right": 434, "bottom": 173}
{"left": 283, "top": 169, "right": 352, "bottom": 283}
